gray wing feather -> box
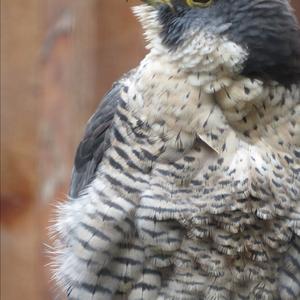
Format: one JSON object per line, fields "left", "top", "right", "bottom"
{"left": 69, "top": 81, "right": 123, "bottom": 198}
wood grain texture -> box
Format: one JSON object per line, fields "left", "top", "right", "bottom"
{"left": 293, "top": 0, "right": 300, "bottom": 13}
{"left": 1, "top": 1, "right": 144, "bottom": 299}
{"left": 1, "top": 1, "right": 299, "bottom": 300}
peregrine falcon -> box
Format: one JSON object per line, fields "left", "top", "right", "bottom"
{"left": 53, "top": 0, "right": 300, "bottom": 299}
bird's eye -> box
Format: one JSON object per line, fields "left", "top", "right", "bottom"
{"left": 186, "top": 0, "right": 213, "bottom": 8}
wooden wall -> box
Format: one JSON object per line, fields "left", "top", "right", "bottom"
{"left": 1, "top": 1, "right": 144, "bottom": 299}
{"left": 1, "top": 1, "right": 299, "bottom": 299}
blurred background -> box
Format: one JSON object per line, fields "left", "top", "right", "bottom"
{"left": 1, "top": 1, "right": 300, "bottom": 299}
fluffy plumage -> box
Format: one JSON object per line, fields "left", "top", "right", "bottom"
{"left": 53, "top": 1, "right": 300, "bottom": 299}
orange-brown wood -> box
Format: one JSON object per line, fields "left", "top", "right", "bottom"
{"left": 1, "top": 1, "right": 144, "bottom": 299}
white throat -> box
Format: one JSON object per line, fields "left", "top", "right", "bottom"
{"left": 132, "top": 4, "right": 248, "bottom": 75}
{"left": 121, "top": 5, "right": 298, "bottom": 157}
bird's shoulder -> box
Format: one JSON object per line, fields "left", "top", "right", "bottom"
{"left": 69, "top": 74, "right": 130, "bottom": 198}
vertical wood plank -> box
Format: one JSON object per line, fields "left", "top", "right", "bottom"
{"left": 1, "top": 0, "right": 43, "bottom": 299}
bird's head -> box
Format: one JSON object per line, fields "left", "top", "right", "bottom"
{"left": 134, "top": 0, "right": 300, "bottom": 85}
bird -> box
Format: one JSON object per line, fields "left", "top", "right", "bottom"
{"left": 52, "top": 0, "right": 300, "bottom": 299}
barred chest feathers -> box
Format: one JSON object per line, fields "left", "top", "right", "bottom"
{"left": 54, "top": 21, "right": 300, "bottom": 300}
